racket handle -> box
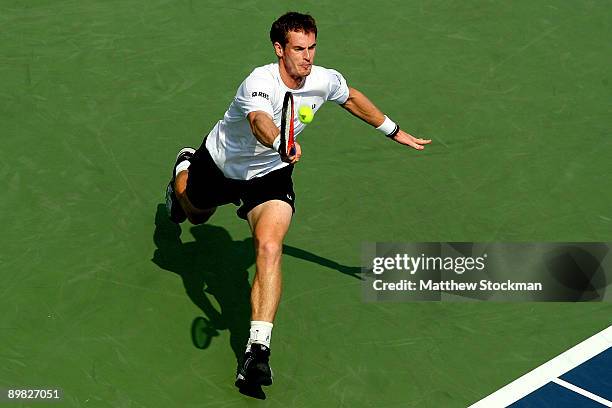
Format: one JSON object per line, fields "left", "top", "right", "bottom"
{"left": 289, "top": 146, "right": 296, "bottom": 156}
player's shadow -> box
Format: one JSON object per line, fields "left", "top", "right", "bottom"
{"left": 151, "top": 204, "right": 361, "bottom": 397}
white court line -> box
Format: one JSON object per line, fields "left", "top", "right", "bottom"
{"left": 470, "top": 325, "right": 612, "bottom": 408}
{"left": 552, "top": 377, "right": 612, "bottom": 407}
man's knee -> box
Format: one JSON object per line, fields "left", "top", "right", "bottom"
{"left": 175, "top": 179, "right": 217, "bottom": 225}
{"left": 255, "top": 240, "right": 283, "bottom": 260}
{"left": 187, "top": 208, "right": 216, "bottom": 225}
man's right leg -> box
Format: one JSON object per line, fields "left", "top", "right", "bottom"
{"left": 235, "top": 200, "right": 293, "bottom": 389}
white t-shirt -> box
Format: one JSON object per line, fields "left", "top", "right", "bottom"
{"left": 204, "top": 62, "right": 350, "bottom": 180}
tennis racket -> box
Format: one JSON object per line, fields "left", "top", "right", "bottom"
{"left": 279, "top": 91, "right": 296, "bottom": 158}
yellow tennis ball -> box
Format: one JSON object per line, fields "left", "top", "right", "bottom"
{"left": 298, "top": 105, "right": 314, "bottom": 124}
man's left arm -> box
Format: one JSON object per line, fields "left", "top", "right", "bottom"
{"left": 340, "top": 87, "right": 431, "bottom": 150}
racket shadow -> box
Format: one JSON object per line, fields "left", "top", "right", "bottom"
{"left": 282, "top": 245, "right": 363, "bottom": 281}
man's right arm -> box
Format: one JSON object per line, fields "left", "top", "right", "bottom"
{"left": 247, "top": 111, "right": 279, "bottom": 148}
{"left": 247, "top": 111, "right": 301, "bottom": 163}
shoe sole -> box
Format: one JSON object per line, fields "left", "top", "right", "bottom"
{"left": 165, "top": 182, "right": 186, "bottom": 223}
{"left": 235, "top": 368, "right": 273, "bottom": 388}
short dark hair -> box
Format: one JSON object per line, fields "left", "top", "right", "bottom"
{"left": 270, "top": 12, "right": 317, "bottom": 48}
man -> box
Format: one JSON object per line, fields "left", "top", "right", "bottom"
{"left": 165, "top": 12, "right": 431, "bottom": 390}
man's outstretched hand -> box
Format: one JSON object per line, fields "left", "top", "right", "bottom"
{"left": 391, "top": 130, "right": 431, "bottom": 150}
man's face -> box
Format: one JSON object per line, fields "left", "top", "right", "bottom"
{"left": 276, "top": 30, "right": 317, "bottom": 79}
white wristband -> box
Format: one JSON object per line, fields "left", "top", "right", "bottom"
{"left": 272, "top": 134, "right": 281, "bottom": 151}
{"left": 376, "top": 115, "right": 399, "bottom": 137}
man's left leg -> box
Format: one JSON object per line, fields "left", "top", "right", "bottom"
{"left": 235, "top": 199, "right": 293, "bottom": 388}
{"left": 165, "top": 147, "right": 195, "bottom": 224}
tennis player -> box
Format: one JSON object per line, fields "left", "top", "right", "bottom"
{"left": 165, "top": 12, "right": 431, "bottom": 390}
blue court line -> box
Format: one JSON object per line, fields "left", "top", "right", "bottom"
{"left": 470, "top": 325, "right": 612, "bottom": 407}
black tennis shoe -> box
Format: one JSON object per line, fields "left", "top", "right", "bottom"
{"left": 165, "top": 147, "right": 195, "bottom": 224}
{"left": 235, "top": 343, "right": 273, "bottom": 388}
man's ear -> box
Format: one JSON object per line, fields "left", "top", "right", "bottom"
{"left": 273, "top": 42, "right": 284, "bottom": 59}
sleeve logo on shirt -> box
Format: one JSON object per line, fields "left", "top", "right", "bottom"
{"left": 251, "top": 91, "right": 270, "bottom": 100}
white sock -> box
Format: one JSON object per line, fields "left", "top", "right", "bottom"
{"left": 246, "top": 321, "right": 273, "bottom": 351}
{"left": 175, "top": 160, "right": 190, "bottom": 177}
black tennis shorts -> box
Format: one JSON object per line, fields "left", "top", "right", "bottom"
{"left": 185, "top": 146, "right": 295, "bottom": 220}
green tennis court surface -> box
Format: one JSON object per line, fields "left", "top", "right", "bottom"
{"left": 2, "top": 1, "right": 611, "bottom": 406}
